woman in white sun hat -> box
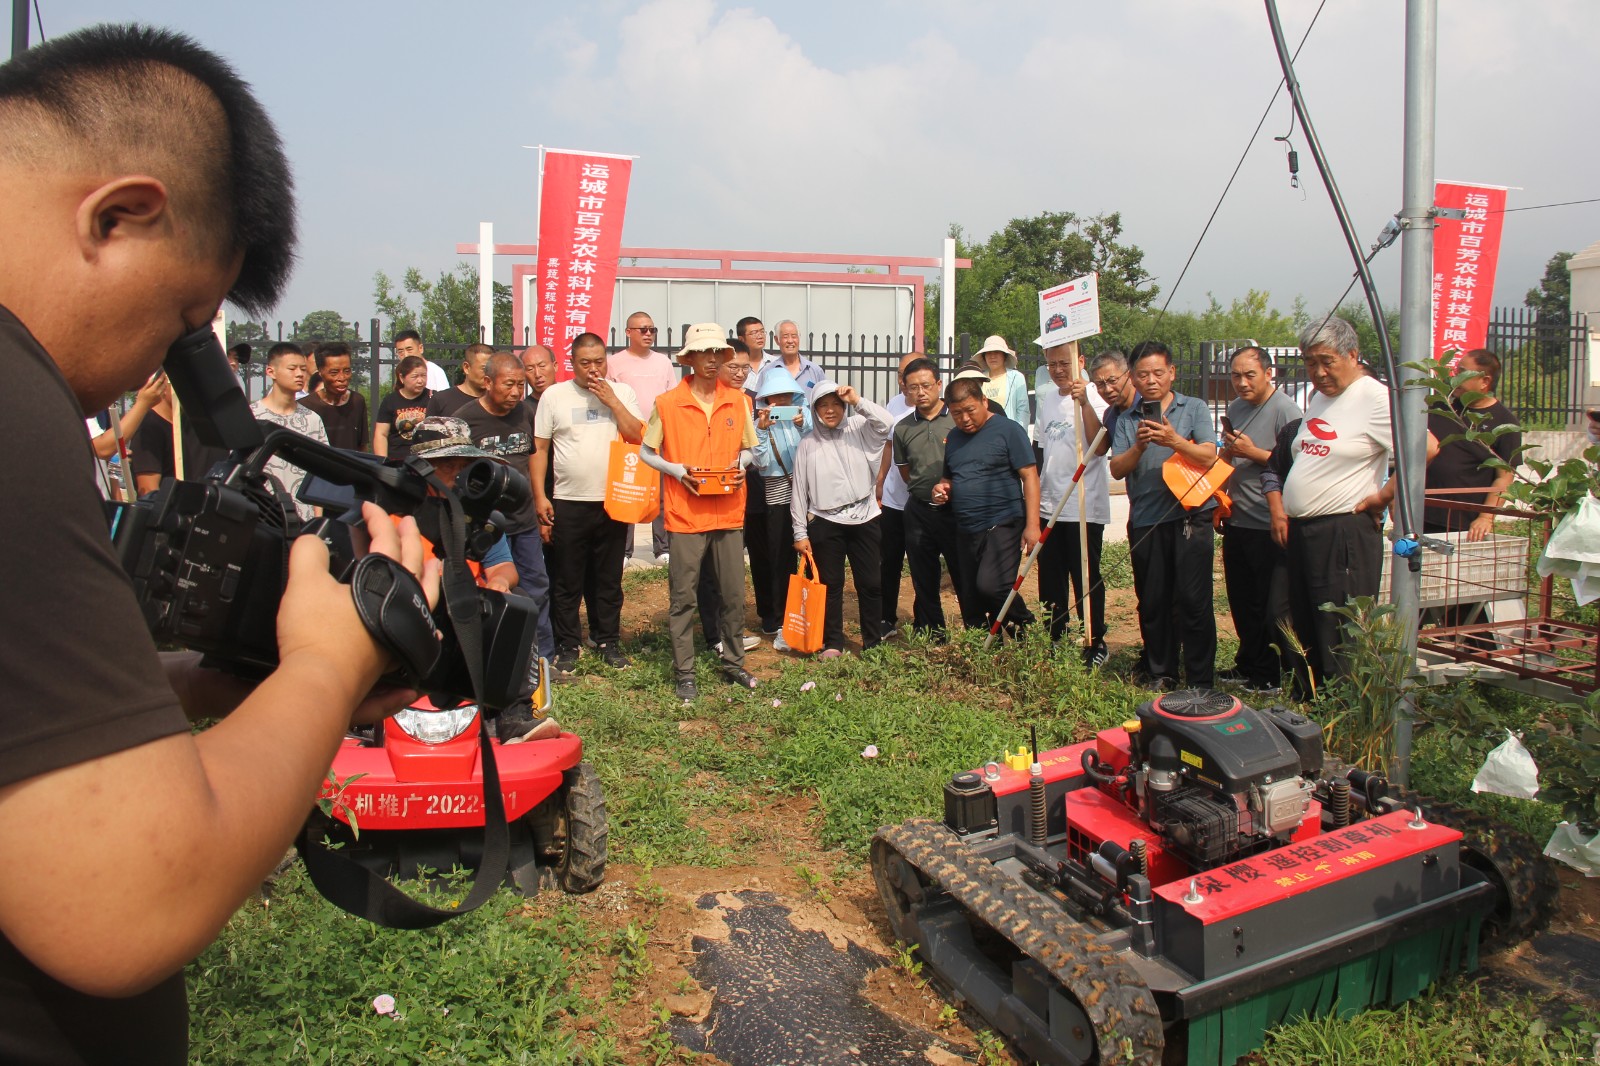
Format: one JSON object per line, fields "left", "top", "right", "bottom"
{"left": 975, "top": 334, "right": 1032, "bottom": 430}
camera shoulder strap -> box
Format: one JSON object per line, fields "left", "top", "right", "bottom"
{"left": 298, "top": 477, "right": 511, "bottom": 928}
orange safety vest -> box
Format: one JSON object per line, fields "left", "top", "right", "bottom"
{"left": 655, "top": 378, "right": 749, "bottom": 534}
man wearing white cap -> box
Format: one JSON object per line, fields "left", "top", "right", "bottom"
{"left": 640, "top": 324, "right": 762, "bottom": 702}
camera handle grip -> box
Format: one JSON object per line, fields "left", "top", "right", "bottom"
{"left": 347, "top": 554, "right": 444, "bottom": 684}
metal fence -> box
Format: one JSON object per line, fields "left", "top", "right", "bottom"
{"left": 230, "top": 306, "right": 1589, "bottom": 429}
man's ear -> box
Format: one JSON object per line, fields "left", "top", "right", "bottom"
{"left": 75, "top": 176, "right": 171, "bottom": 254}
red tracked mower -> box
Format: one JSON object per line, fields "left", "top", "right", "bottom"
{"left": 871, "top": 690, "right": 1557, "bottom": 1065}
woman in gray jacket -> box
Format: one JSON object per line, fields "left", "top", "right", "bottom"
{"left": 790, "top": 381, "right": 895, "bottom": 658}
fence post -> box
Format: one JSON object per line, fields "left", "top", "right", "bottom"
{"left": 369, "top": 318, "right": 382, "bottom": 409}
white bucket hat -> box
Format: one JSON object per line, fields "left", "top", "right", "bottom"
{"left": 975, "top": 334, "right": 1016, "bottom": 358}
{"left": 676, "top": 322, "right": 733, "bottom": 362}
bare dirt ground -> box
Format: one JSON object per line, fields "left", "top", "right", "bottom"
{"left": 564, "top": 563, "right": 1596, "bottom": 1065}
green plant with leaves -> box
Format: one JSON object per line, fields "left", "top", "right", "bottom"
{"left": 1405, "top": 356, "right": 1599, "bottom": 520}
{"left": 611, "top": 920, "right": 653, "bottom": 1000}
{"left": 1523, "top": 689, "right": 1600, "bottom": 833}
{"left": 316, "top": 769, "right": 367, "bottom": 838}
{"left": 1317, "top": 597, "right": 1420, "bottom": 770}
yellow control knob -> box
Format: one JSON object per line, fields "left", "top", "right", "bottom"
{"left": 1123, "top": 719, "right": 1141, "bottom": 733}
{"left": 1005, "top": 747, "right": 1033, "bottom": 772}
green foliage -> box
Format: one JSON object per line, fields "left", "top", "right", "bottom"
{"left": 373, "top": 263, "right": 514, "bottom": 346}
{"left": 1258, "top": 983, "right": 1600, "bottom": 1065}
{"left": 936, "top": 212, "right": 1158, "bottom": 350}
{"left": 610, "top": 920, "right": 653, "bottom": 999}
{"left": 293, "top": 310, "right": 363, "bottom": 345}
{"left": 1405, "top": 354, "right": 1600, "bottom": 518}
{"left": 1318, "top": 597, "right": 1414, "bottom": 770}
{"left": 188, "top": 864, "right": 592, "bottom": 1063}
{"left": 1524, "top": 250, "right": 1574, "bottom": 322}
{"left": 1524, "top": 689, "right": 1600, "bottom": 832}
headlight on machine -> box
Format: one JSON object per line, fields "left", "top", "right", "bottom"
{"left": 391, "top": 704, "right": 480, "bottom": 745}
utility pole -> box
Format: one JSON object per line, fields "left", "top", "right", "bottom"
{"left": 12, "top": 0, "right": 30, "bottom": 59}
{"left": 1392, "top": 0, "right": 1437, "bottom": 785}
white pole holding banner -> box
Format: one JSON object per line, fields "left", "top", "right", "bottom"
{"left": 478, "top": 221, "right": 494, "bottom": 344}
{"left": 939, "top": 236, "right": 956, "bottom": 356}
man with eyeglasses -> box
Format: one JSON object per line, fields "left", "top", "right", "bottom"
{"left": 893, "top": 357, "right": 963, "bottom": 638}
{"left": 695, "top": 340, "right": 767, "bottom": 654}
{"left": 298, "top": 341, "right": 368, "bottom": 452}
{"left": 532, "top": 332, "right": 644, "bottom": 676}
{"left": 1036, "top": 344, "right": 1111, "bottom": 665}
{"left": 1089, "top": 350, "right": 1137, "bottom": 457}
{"left": 609, "top": 311, "right": 676, "bottom": 562}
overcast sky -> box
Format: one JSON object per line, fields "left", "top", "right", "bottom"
{"left": 12, "top": 0, "right": 1599, "bottom": 333}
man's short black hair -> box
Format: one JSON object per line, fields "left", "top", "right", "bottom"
{"left": 0, "top": 24, "right": 297, "bottom": 315}
{"left": 729, "top": 338, "right": 750, "bottom": 356}
{"left": 315, "top": 342, "right": 351, "bottom": 367}
{"left": 735, "top": 316, "right": 764, "bottom": 339}
{"left": 571, "top": 332, "right": 606, "bottom": 354}
{"left": 1129, "top": 340, "right": 1173, "bottom": 367}
{"left": 485, "top": 351, "right": 523, "bottom": 382}
{"left": 265, "top": 341, "right": 303, "bottom": 365}
{"left": 902, "top": 357, "right": 939, "bottom": 381}
{"left": 1231, "top": 345, "right": 1272, "bottom": 371}
{"left": 394, "top": 329, "right": 422, "bottom": 346}
{"left": 229, "top": 342, "right": 251, "bottom": 364}
{"left": 946, "top": 377, "right": 986, "bottom": 405}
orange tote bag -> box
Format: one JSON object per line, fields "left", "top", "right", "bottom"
{"left": 782, "top": 552, "right": 826, "bottom": 654}
{"left": 603, "top": 440, "right": 661, "bottom": 525}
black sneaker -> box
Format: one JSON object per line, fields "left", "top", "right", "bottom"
{"left": 550, "top": 650, "right": 580, "bottom": 679}
{"left": 1132, "top": 671, "right": 1176, "bottom": 692}
{"left": 1081, "top": 641, "right": 1109, "bottom": 669}
{"left": 675, "top": 677, "right": 699, "bottom": 704}
{"left": 597, "top": 643, "right": 631, "bottom": 669}
{"left": 1215, "top": 668, "right": 1249, "bottom": 686}
{"left": 720, "top": 665, "right": 760, "bottom": 690}
{"left": 759, "top": 621, "right": 783, "bottom": 637}
{"left": 1243, "top": 680, "right": 1283, "bottom": 697}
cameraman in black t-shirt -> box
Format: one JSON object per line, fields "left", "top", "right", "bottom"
{"left": 0, "top": 26, "right": 435, "bottom": 1064}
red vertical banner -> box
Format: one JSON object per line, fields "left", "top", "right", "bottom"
{"left": 535, "top": 152, "right": 633, "bottom": 378}
{"left": 1431, "top": 182, "right": 1507, "bottom": 364}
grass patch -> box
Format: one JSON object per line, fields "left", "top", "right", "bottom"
{"left": 1258, "top": 982, "right": 1600, "bottom": 1065}
{"left": 189, "top": 865, "right": 596, "bottom": 1064}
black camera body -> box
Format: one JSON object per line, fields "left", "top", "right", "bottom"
{"left": 108, "top": 327, "right": 536, "bottom": 712}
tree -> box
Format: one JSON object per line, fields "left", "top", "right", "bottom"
{"left": 1525, "top": 250, "right": 1574, "bottom": 372}
{"left": 932, "top": 211, "right": 1158, "bottom": 355}
{"left": 373, "top": 263, "right": 514, "bottom": 346}
{"left": 291, "top": 310, "right": 362, "bottom": 345}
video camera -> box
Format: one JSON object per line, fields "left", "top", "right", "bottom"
{"left": 106, "top": 326, "right": 537, "bottom": 713}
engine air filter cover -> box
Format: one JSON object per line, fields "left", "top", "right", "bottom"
{"left": 1150, "top": 689, "right": 1241, "bottom": 721}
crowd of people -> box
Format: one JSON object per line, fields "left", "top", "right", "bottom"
{"left": 135, "top": 312, "right": 1518, "bottom": 709}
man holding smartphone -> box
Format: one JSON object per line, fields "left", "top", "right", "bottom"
{"left": 1109, "top": 341, "right": 1219, "bottom": 690}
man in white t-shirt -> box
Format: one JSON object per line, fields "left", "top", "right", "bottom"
{"left": 875, "top": 353, "right": 920, "bottom": 635}
{"left": 249, "top": 343, "right": 328, "bottom": 523}
{"left": 1035, "top": 343, "right": 1112, "bottom": 665}
{"left": 608, "top": 311, "right": 677, "bottom": 561}
{"left": 1263, "top": 316, "right": 1393, "bottom": 693}
{"left": 531, "top": 332, "right": 644, "bottom": 674}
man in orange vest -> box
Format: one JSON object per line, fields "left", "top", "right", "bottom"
{"left": 640, "top": 323, "right": 761, "bottom": 703}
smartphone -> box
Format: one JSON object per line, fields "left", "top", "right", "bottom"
{"left": 1140, "top": 399, "right": 1162, "bottom": 423}
{"left": 1220, "top": 415, "right": 1235, "bottom": 436}
{"left": 766, "top": 405, "right": 800, "bottom": 422}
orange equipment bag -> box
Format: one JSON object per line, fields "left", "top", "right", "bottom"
{"left": 1162, "top": 453, "right": 1234, "bottom": 513}
{"left": 782, "top": 552, "right": 826, "bottom": 654}
{"left": 604, "top": 440, "right": 661, "bottom": 524}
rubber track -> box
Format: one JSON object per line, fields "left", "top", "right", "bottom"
{"left": 874, "top": 819, "right": 1164, "bottom": 1066}
{"left": 1386, "top": 790, "right": 1559, "bottom": 949}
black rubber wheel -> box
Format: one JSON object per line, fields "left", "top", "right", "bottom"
{"left": 555, "top": 762, "right": 608, "bottom": 894}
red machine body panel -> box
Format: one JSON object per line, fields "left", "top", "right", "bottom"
{"left": 1154, "top": 809, "right": 1463, "bottom": 925}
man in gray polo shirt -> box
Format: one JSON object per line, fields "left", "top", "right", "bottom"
{"left": 893, "top": 357, "right": 963, "bottom": 638}
{"left": 1109, "top": 341, "right": 1219, "bottom": 689}
{"left": 1218, "top": 347, "right": 1302, "bottom": 692}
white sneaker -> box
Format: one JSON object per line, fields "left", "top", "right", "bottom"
{"left": 655, "top": 552, "right": 670, "bottom": 566}
{"left": 741, "top": 634, "right": 761, "bottom": 651}
{"left": 773, "top": 633, "right": 792, "bottom": 652}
